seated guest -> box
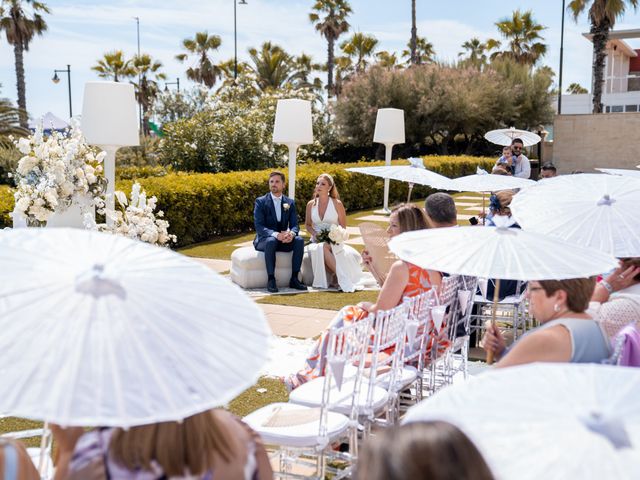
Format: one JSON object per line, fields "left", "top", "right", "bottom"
{"left": 484, "top": 190, "right": 518, "bottom": 228}
{"left": 592, "top": 257, "right": 640, "bottom": 303}
{"left": 286, "top": 204, "right": 443, "bottom": 390}
{"left": 491, "top": 164, "right": 511, "bottom": 175}
{"left": 424, "top": 192, "right": 458, "bottom": 228}
{"left": 355, "top": 421, "right": 495, "bottom": 480}
{"left": 540, "top": 162, "right": 557, "bottom": 179}
{"left": 484, "top": 277, "right": 610, "bottom": 367}
{"left": 0, "top": 438, "right": 39, "bottom": 480}
{"left": 511, "top": 138, "right": 531, "bottom": 179}
{"left": 51, "top": 409, "right": 273, "bottom": 480}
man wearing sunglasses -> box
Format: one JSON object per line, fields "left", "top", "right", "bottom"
{"left": 510, "top": 138, "right": 531, "bottom": 179}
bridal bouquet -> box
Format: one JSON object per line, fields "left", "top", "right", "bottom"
{"left": 91, "top": 182, "right": 177, "bottom": 247}
{"left": 317, "top": 224, "right": 349, "bottom": 245}
{"left": 12, "top": 121, "right": 107, "bottom": 224}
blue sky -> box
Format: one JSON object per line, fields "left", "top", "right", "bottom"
{"left": 2, "top": 0, "right": 640, "bottom": 121}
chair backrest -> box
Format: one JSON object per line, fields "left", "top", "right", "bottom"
{"left": 403, "top": 289, "right": 438, "bottom": 371}
{"left": 438, "top": 275, "right": 461, "bottom": 343}
{"left": 319, "top": 316, "right": 373, "bottom": 432}
{"left": 450, "top": 276, "right": 479, "bottom": 340}
{"left": 366, "top": 302, "right": 410, "bottom": 409}
{"left": 358, "top": 222, "right": 397, "bottom": 285}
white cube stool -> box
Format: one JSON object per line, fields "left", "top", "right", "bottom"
{"left": 231, "top": 246, "right": 314, "bottom": 289}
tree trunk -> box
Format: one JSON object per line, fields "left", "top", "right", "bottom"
{"left": 410, "top": 0, "right": 418, "bottom": 65}
{"left": 13, "top": 44, "right": 28, "bottom": 128}
{"left": 327, "top": 35, "right": 335, "bottom": 97}
{"left": 590, "top": 17, "right": 610, "bottom": 114}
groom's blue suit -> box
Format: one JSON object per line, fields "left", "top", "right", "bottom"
{"left": 253, "top": 193, "right": 304, "bottom": 278}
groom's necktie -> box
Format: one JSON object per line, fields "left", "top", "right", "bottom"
{"left": 273, "top": 196, "right": 282, "bottom": 223}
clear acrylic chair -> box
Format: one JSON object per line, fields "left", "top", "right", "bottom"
{"left": 0, "top": 420, "right": 53, "bottom": 479}
{"left": 444, "top": 275, "right": 479, "bottom": 381}
{"left": 244, "top": 317, "right": 373, "bottom": 479}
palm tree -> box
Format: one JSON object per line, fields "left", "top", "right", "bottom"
{"left": 494, "top": 10, "right": 547, "bottom": 65}
{"left": 131, "top": 54, "right": 166, "bottom": 135}
{"left": 340, "top": 32, "right": 378, "bottom": 73}
{"left": 309, "top": 0, "right": 352, "bottom": 97}
{"left": 401, "top": 36, "right": 435, "bottom": 64}
{"left": 0, "top": 0, "right": 50, "bottom": 128}
{"left": 248, "top": 42, "right": 298, "bottom": 91}
{"left": 458, "top": 38, "right": 488, "bottom": 68}
{"left": 0, "top": 96, "right": 28, "bottom": 147}
{"left": 291, "top": 53, "right": 323, "bottom": 90}
{"left": 376, "top": 50, "right": 400, "bottom": 69}
{"left": 567, "top": 82, "right": 588, "bottom": 94}
{"left": 92, "top": 50, "right": 135, "bottom": 82}
{"left": 409, "top": 0, "right": 418, "bottom": 65}
{"left": 569, "top": 0, "right": 639, "bottom": 113}
{"left": 216, "top": 58, "right": 251, "bottom": 90}
{"left": 176, "top": 31, "right": 222, "bottom": 88}
{"left": 333, "top": 55, "right": 353, "bottom": 96}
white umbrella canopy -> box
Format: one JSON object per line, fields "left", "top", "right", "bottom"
{"left": 448, "top": 168, "right": 536, "bottom": 192}
{"left": 346, "top": 157, "right": 453, "bottom": 190}
{"left": 387, "top": 222, "right": 617, "bottom": 280}
{"left": 510, "top": 173, "right": 640, "bottom": 257}
{"left": 404, "top": 363, "right": 640, "bottom": 480}
{"left": 596, "top": 168, "right": 640, "bottom": 179}
{"left": 0, "top": 228, "right": 271, "bottom": 427}
{"left": 484, "top": 127, "right": 541, "bottom": 147}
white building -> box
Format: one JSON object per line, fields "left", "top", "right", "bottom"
{"left": 555, "top": 28, "right": 640, "bottom": 115}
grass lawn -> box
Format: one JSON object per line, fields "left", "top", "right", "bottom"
{"left": 257, "top": 289, "right": 380, "bottom": 310}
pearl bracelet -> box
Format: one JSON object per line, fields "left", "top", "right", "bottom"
{"left": 600, "top": 280, "right": 614, "bottom": 294}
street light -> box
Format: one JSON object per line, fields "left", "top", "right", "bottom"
{"left": 234, "top": 0, "right": 248, "bottom": 80}
{"left": 52, "top": 65, "right": 72, "bottom": 118}
{"left": 558, "top": 0, "right": 566, "bottom": 114}
{"left": 164, "top": 78, "right": 180, "bottom": 92}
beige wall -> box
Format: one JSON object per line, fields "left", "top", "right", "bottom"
{"left": 552, "top": 113, "right": 640, "bottom": 173}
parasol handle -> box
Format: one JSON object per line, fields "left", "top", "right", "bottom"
{"left": 407, "top": 183, "right": 415, "bottom": 202}
{"left": 486, "top": 278, "right": 501, "bottom": 365}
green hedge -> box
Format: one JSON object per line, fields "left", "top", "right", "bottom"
{"left": 121, "top": 155, "right": 493, "bottom": 246}
{"left": 0, "top": 156, "right": 494, "bottom": 244}
{"left": 0, "top": 185, "right": 13, "bottom": 228}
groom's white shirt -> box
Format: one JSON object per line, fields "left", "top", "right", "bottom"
{"left": 270, "top": 193, "right": 283, "bottom": 238}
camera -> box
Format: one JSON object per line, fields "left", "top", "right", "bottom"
{"left": 469, "top": 217, "right": 479, "bottom": 226}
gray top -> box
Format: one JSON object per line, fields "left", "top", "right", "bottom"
{"left": 537, "top": 318, "right": 611, "bottom": 363}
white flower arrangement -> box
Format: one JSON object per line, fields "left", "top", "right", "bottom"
{"left": 12, "top": 121, "right": 107, "bottom": 224}
{"left": 328, "top": 224, "right": 349, "bottom": 244}
{"left": 91, "top": 182, "right": 177, "bottom": 247}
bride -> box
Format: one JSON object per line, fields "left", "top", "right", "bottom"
{"left": 305, "top": 174, "right": 365, "bottom": 293}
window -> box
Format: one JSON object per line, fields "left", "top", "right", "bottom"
{"left": 611, "top": 105, "right": 624, "bottom": 113}
{"left": 625, "top": 105, "right": 638, "bottom": 112}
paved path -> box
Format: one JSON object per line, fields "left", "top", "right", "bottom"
{"left": 260, "top": 303, "right": 335, "bottom": 338}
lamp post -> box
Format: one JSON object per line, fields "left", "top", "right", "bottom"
{"left": 52, "top": 65, "right": 72, "bottom": 118}
{"left": 558, "top": 0, "right": 566, "bottom": 114}
{"left": 234, "top": 0, "right": 248, "bottom": 80}
{"left": 273, "top": 99, "right": 313, "bottom": 200}
{"left": 134, "top": 16, "right": 143, "bottom": 130}
{"left": 164, "top": 78, "right": 180, "bottom": 92}
{"left": 373, "top": 108, "right": 405, "bottom": 213}
{"left": 82, "top": 82, "right": 140, "bottom": 220}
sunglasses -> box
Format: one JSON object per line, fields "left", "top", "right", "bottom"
{"left": 512, "top": 146, "right": 522, "bottom": 150}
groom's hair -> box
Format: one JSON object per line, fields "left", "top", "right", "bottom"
{"left": 269, "top": 171, "right": 285, "bottom": 182}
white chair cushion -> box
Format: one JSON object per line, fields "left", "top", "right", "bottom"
{"left": 289, "top": 377, "right": 389, "bottom": 415}
{"left": 243, "top": 402, "right": 349, "bottom": 448}
{"left": 374, "top": 366, "right": 418, "bottom": 391}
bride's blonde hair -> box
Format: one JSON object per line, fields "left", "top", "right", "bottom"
{"left": 314, "top": 173, "right": 340, "bottom": 203}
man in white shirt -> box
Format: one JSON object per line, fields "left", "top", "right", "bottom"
{"left": 511, "top": 138, "right": 531, "bottom": 179}
{"left": 253, "top": 171, "right": 307, "bottom": 293}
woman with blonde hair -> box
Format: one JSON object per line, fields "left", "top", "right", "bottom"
{"left": 305, "top": 173, "right": 367, "bottom": 292}
{"left": 51, "top": 409, "right": 273, "bottom": 479}
{"left": 287, "top": 203, "right": 442, "bottom": 390}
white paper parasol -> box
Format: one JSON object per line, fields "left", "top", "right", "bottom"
{"left": 510, "top": 173, "right": 640, "bottom": 257}
{"left": 0, "top": 228, "right": 271, "bottom": 427}
{"left": 388, "top": 222, "right": 617, "bottom": 281}
{"left": 347, "top": 158, "right": 453, "bottom": 201}
{"left": 484, "top": 127, "right": 541, "bottom": 147}
{"left": 404, "top": 363, "right": 640, "bottom": 480}
{"left": 448, "top": 168, "right": 536, "bottom": 192}
{"left": 596, "top": 168, "right": 640, "bottom": 179}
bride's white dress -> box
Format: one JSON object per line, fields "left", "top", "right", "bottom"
{"left": 307, "top": 199, "right": 366, "bottom": 293}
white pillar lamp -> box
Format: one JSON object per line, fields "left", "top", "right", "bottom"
{"left": 272, "top": 99, "right": 313, "bottom": 200}
{"left": 373, "top": 108, "right": 405, "bottom": 213}
{"left": 81, "top": 82, "right": 139, "bottom": 213}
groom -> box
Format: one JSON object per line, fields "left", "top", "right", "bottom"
{"left": 253, "top": 171, "right": 307, "bottom": 293}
